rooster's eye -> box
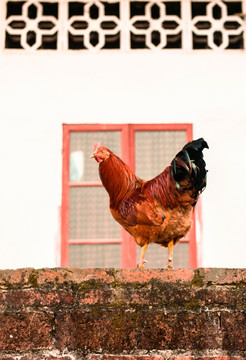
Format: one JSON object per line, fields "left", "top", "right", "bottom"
{"left": 101, "top": 150, "right": 104, "bottom": 153}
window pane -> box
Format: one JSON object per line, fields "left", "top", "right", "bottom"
{"left": 135, "top": 130, "right": 190, "bottom": 268}
{"left": 135, "top": 131, "right": 186, "bottom": 180}
{"left": 69, "top": 244, "right": 121, "bottom": 268}
{"left": 136, "top": 242, "right": 189, "bottom": 268}
{"left": 69, "top": 131, "right": 121, "bottom": 182}
{"left": 69, "top": 187, "right": 121, "bottom": 239}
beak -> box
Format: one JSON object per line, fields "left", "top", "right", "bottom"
{"left": 90, "top": 152, "right": 96, "bottom": 159}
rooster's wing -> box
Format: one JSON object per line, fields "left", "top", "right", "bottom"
{"left": 116, "top": 191, "right": 165, "bottom": 227}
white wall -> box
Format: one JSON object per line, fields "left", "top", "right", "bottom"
{"left": 0, "top": 51, "right": 246, "bottom": 269}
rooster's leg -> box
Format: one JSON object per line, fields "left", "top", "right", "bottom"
{"left": 137, "top": 243, "right": 148, "bottom": 269}
{"left": 167, "top": 240, "right": 174, "bottom": 269}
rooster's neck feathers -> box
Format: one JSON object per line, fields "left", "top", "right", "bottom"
{"left": 99, "top": 153, "right": 140, "bottom": 207}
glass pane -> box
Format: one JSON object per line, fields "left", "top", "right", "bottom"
{"left": 136, "top": 242, "right": 189, "bottom": 268}
{"left": 69, "top": 187, "right": 121, "bottom": 239}
{"left": 135, "top": 131, "right": 186, "bottom": 180}
{"left": 69, "top": 244, "right": 121, "bottom": 268}
{"left": 135, "top": 130, "right": 190, "bottom": 268}
{"left": 70, "top": 131, "right": 121, "bottom": 182}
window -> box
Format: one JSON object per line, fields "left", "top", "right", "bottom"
{"left": 61, "top": 123, "right": 198, "bottom": 268}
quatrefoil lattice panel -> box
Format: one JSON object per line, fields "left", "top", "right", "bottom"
{"left": 3, "top": 0, "right": 246, "bottom": 51}
{"left": 191, "top": 0, "right": 245, "bottom": 49}
{"left": 5, "top": 1, "right": 59, "bottom": 49}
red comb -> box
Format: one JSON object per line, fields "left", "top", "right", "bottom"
{"left": 93, "top": 143, "right": 100, "bottom": 152}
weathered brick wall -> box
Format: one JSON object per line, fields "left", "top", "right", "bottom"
{"left": 0, "top": 268, "right": 245, "bottom": 360}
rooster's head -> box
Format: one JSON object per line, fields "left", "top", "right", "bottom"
{"left": 90, "top": 143, "right": 111, "bottom": 163}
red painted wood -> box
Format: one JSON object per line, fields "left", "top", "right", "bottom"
{"left": 121, "top": 230, "right": 137, "bottom": 268}
{"left": 69, "top": 239, "right": 122, "bottom": 245}
{"left": 195, "top": 198, "right": 203, "bottom": 267}
{"left": 189, "top": 213, "right": 197, "bottom": 268}
{"left": 178, "top": 238, "right": 190, "bottom": 243}
{"left": 69, "top": 182, "right": 102, "bottom": 187}
{"left": 120, "top": 124, "right": 129, "bottom": 162}
{"left": 131, "top": 123, "right": 192, "bottom": 132}
{"left": 185, "top": 123, "right": 193, "bottom": 143}
{"left": 128, "top": 124, "right": 136, "bottom": 172}
{"left": 63, "top": 123, "right": 126, "bottom": 132}
{"left": 185, "top": 125, "right": 198, "bottom": 268}
{"left": 61, "top": 124, "right": 70, "bottom": 267}
{"left": 120, "top": 125, "right": 137, "bottom": 268}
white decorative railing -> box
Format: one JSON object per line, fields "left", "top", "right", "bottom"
{"left": 1, "top": 0, "right": 246, "bottom": 51}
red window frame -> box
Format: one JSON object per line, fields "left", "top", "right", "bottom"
{"left": 61, "top": 123, "right": 197, "bottom": 268}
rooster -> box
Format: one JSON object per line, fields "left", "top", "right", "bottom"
{"left": 90, "top": 138, "right": 208, "bottom": 269}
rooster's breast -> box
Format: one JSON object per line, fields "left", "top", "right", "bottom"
{"left": 111, "top": 205, "right": 193, "bottom": 248}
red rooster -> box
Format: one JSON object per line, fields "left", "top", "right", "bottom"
{"left": 91, "top": 138, "right": 208, "bottom": 269}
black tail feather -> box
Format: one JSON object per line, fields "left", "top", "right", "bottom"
{"left": 171, "top": 138, "right": 208, "bottom": 200}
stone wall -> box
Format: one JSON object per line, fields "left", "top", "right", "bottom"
{"left": 0, "top": 268, "right": 245, "bottom": 360}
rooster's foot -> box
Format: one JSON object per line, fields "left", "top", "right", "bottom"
{"left": 166, "top": 257, "right": 173, "bottom": 270}
{"left": 137, "top": 259, "right": 148, "bottom": 270}
{"left": 166, "top": 264, "right": 174, "bottom": 270}
{"left": 137, "top": 264, "right": 145, "bottom": 269}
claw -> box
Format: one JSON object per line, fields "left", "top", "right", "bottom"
{"left": 166, "top": 263, "right": 174, "bottom": 270}
{"left": 137, "top": 264, "right": 145, "bottom": 269}
{"left": 166, "top": 259, "right": 174, "bottom": 270}
{"left": 137, "top": 259, "right": 148, "bottom": 269}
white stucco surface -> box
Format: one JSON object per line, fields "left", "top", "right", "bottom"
{"left": 0, "top": 51, "right": 246, "bottom": 268}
